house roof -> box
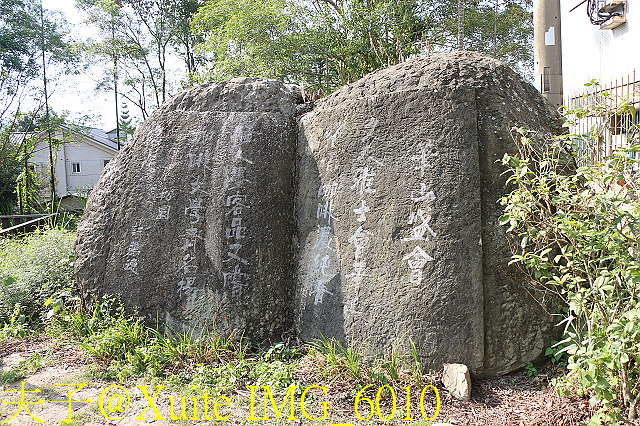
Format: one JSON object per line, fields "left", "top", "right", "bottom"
{"left": 9, "top": 132, "right": 28, "bottom": 145}
{"left": 9, "top": 125, "right": 119, "bottom": 153}
{"left": 83, "top": 127, "right": 119, "bottom": 151}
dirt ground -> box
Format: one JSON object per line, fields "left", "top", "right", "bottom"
{"left": 0, "top": 337, "right": 599, "bottom": 426}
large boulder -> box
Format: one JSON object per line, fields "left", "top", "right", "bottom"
{"left": 294, "top": 52, "right": 563, "bottom": 377}
{"left": 75, "top": 52, "right": 563, "bottom": 376}
{"left": 75, "top": 77, "right": 302, "bottom": 342}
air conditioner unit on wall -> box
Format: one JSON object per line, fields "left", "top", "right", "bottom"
{"left": 597, "top": 0, "right": 626, "bottom": 29}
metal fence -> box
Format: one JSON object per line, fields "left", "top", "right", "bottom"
{"left": 564, "top": 70, "right": 640, "bottom": 165}
{"left": 0, "top": 214, "right": 55, "bottom": 236}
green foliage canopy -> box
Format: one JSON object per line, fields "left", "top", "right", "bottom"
{"left": 0, "top": 0, "right": 75, "bottom": 213}
{"left": 192, "top": 0, "right": 433, "bottom": 92}
{"left": 77, "top": 0, "right": 207, "bottom": 118}
{"left": 192, "top": 0, "right": 533, "bottom": 93}
{"left": 460, "top": 0, "right": 533, "bottom": 75}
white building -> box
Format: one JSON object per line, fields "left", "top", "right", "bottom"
{"left": 11, "top": 125, "right": 119, "bottom": 202}
{"left": 557, "top": 0, "right": 639, "bottom": 159}
{"left": 561, "top": 0, "right": 637, "bottom": 96}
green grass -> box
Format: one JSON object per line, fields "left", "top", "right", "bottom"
{"left": 0, "top": 227, "right": 75, "bottom": 327}
{"left": 0, "top": 352, "right": 48, "bottom": 385}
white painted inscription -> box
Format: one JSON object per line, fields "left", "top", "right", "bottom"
{"left": 316, "top": 200, "right": 336, "bottom": 224}
{"left": 351, "top": 166, "right": 376, "bottom": 195}
{"left": 302, "top": 122, "right": 342, "bottom": 306}
{"left": 313, "top": 225, "right": 335, "bottom": 252}
{"left": 353, "top": 199, "right": 370, "bottom": 222}
{"left": 402, "top": 141, "right": 437, "bottom": 285}
{"left": 156, "top": 205, "right": 170, "bottom": 220}
{"left": 176, "top": 148, "right": 211, "bottom": 297}
{"left": 221, "top": 127, "right": 252, "bottom": 299}
{"left": 411, "top": 141, "right": 437, "bottom": 178}
{"left": 123, "top": 221, "right": 145, "bottom": 276}
{"left": 402, "top": 209, "right": 436, "bottom": 242}
{"left": 150, "top": 187, "right": 172, "bottom": 221}
{"left": 411, "top": 184, "right": 436, "bottom": 203}
{"left": 403, "top": 246, "right": 434, "bottom": 285}
{"left": 312, "top": 253, "right": 334, "bottom": 305}
{"left": 345, "top": 123, "right": 383, "bottom": 314}
{"left": 348, "top": 226, "right": 373, "bottom": 260}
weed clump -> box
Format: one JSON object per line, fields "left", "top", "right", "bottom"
{"left": 0, "top": 228, "right": 75, "bottom": 329}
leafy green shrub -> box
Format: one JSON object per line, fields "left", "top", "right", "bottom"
{"left": 0, "top": 228, "right": 75, "bottom": 326}
{"left": 262, "top": 341, "right": 303, "bottom": 362}
{"left": 249, "top": 360, "right": 298, "bottom": 389}
{"left": 501, "top": 116, "right": 640, "bottom": 423}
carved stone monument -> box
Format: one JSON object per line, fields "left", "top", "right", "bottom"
{"left": 75, "top": 52, "right": 563, "bottom": 376}
{"left": 75, "top": 77, "right": 302, "bottom": 342}
{"left": 295, "top": 52, "right": 563, "bottom": 377}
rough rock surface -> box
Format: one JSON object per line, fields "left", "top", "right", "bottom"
{"left": 294, "top": 51, "right": 563, "bottom": 377}
{"left": 75, "top": 77, "right": 302, "bottom": 343}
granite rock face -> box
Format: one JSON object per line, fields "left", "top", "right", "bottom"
{"left": 75, "top": 53, "right": 563, "bottom": 376}
{"left": 75, "top": 77, "right": 302, "bottom": 342}
{"left": 294, "top": 52, "right": 563, "bottom": 377}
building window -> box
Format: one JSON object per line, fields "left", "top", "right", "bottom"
{"left": 542, "top": 67, "right": 551, "bottom": 93}
{"left": 103, "top": 159, "right": 110, "bottom": 168}
{"left": 71, "top": 163, "right": 81, "bottom": 174}
{"left": 34, "top": 163, "right": 47, "bottom": 178}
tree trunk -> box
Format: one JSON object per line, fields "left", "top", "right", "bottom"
{"left": 41, "top": 0, "right": 55, "bottom": 203}
{"left": 112, "top": 21, "right": 121, "bottom": 150}
{"left": 493, "top": 0, "right": 499, "bottom": 56}
{"left": 457, "top": 0, "right": 464, "bottom": 50}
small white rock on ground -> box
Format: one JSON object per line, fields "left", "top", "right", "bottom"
{"left": 442, "top": 363, "right": 472, "bottom": 401}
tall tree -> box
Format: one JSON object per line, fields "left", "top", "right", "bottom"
{"left": 445, "top": 0, "right": 533, "bottom": 74}
{"left": 0, "top": 0, "right": 73, "bottom": 123}
{"left": 121, "top": 0, "right": 173, "bottom": 107}
{"left": 457, "top": 0, "right": 464, "bottom": 50}
{"left": 78, "top": 0, "right": 193, "bottom": 119}
{"left": 118, "top": 101, "right": 135, "bottom": 143}
{"left": 168, "top": 0, "right": 206, "bottom": 84}
{"left": 14, "top": 136, "right": 38, "bottom": 214}
{"left": 0, "top": 108, "right": 70, "bottom": 214}
{"left": 40, "top": 0, "right": 56, "bottom": 201}
{"left": 77, "top": 0, "right": 125, "bottom": 142}
{"left": 192, "top": 0, "right": 434, "bottom": 93}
